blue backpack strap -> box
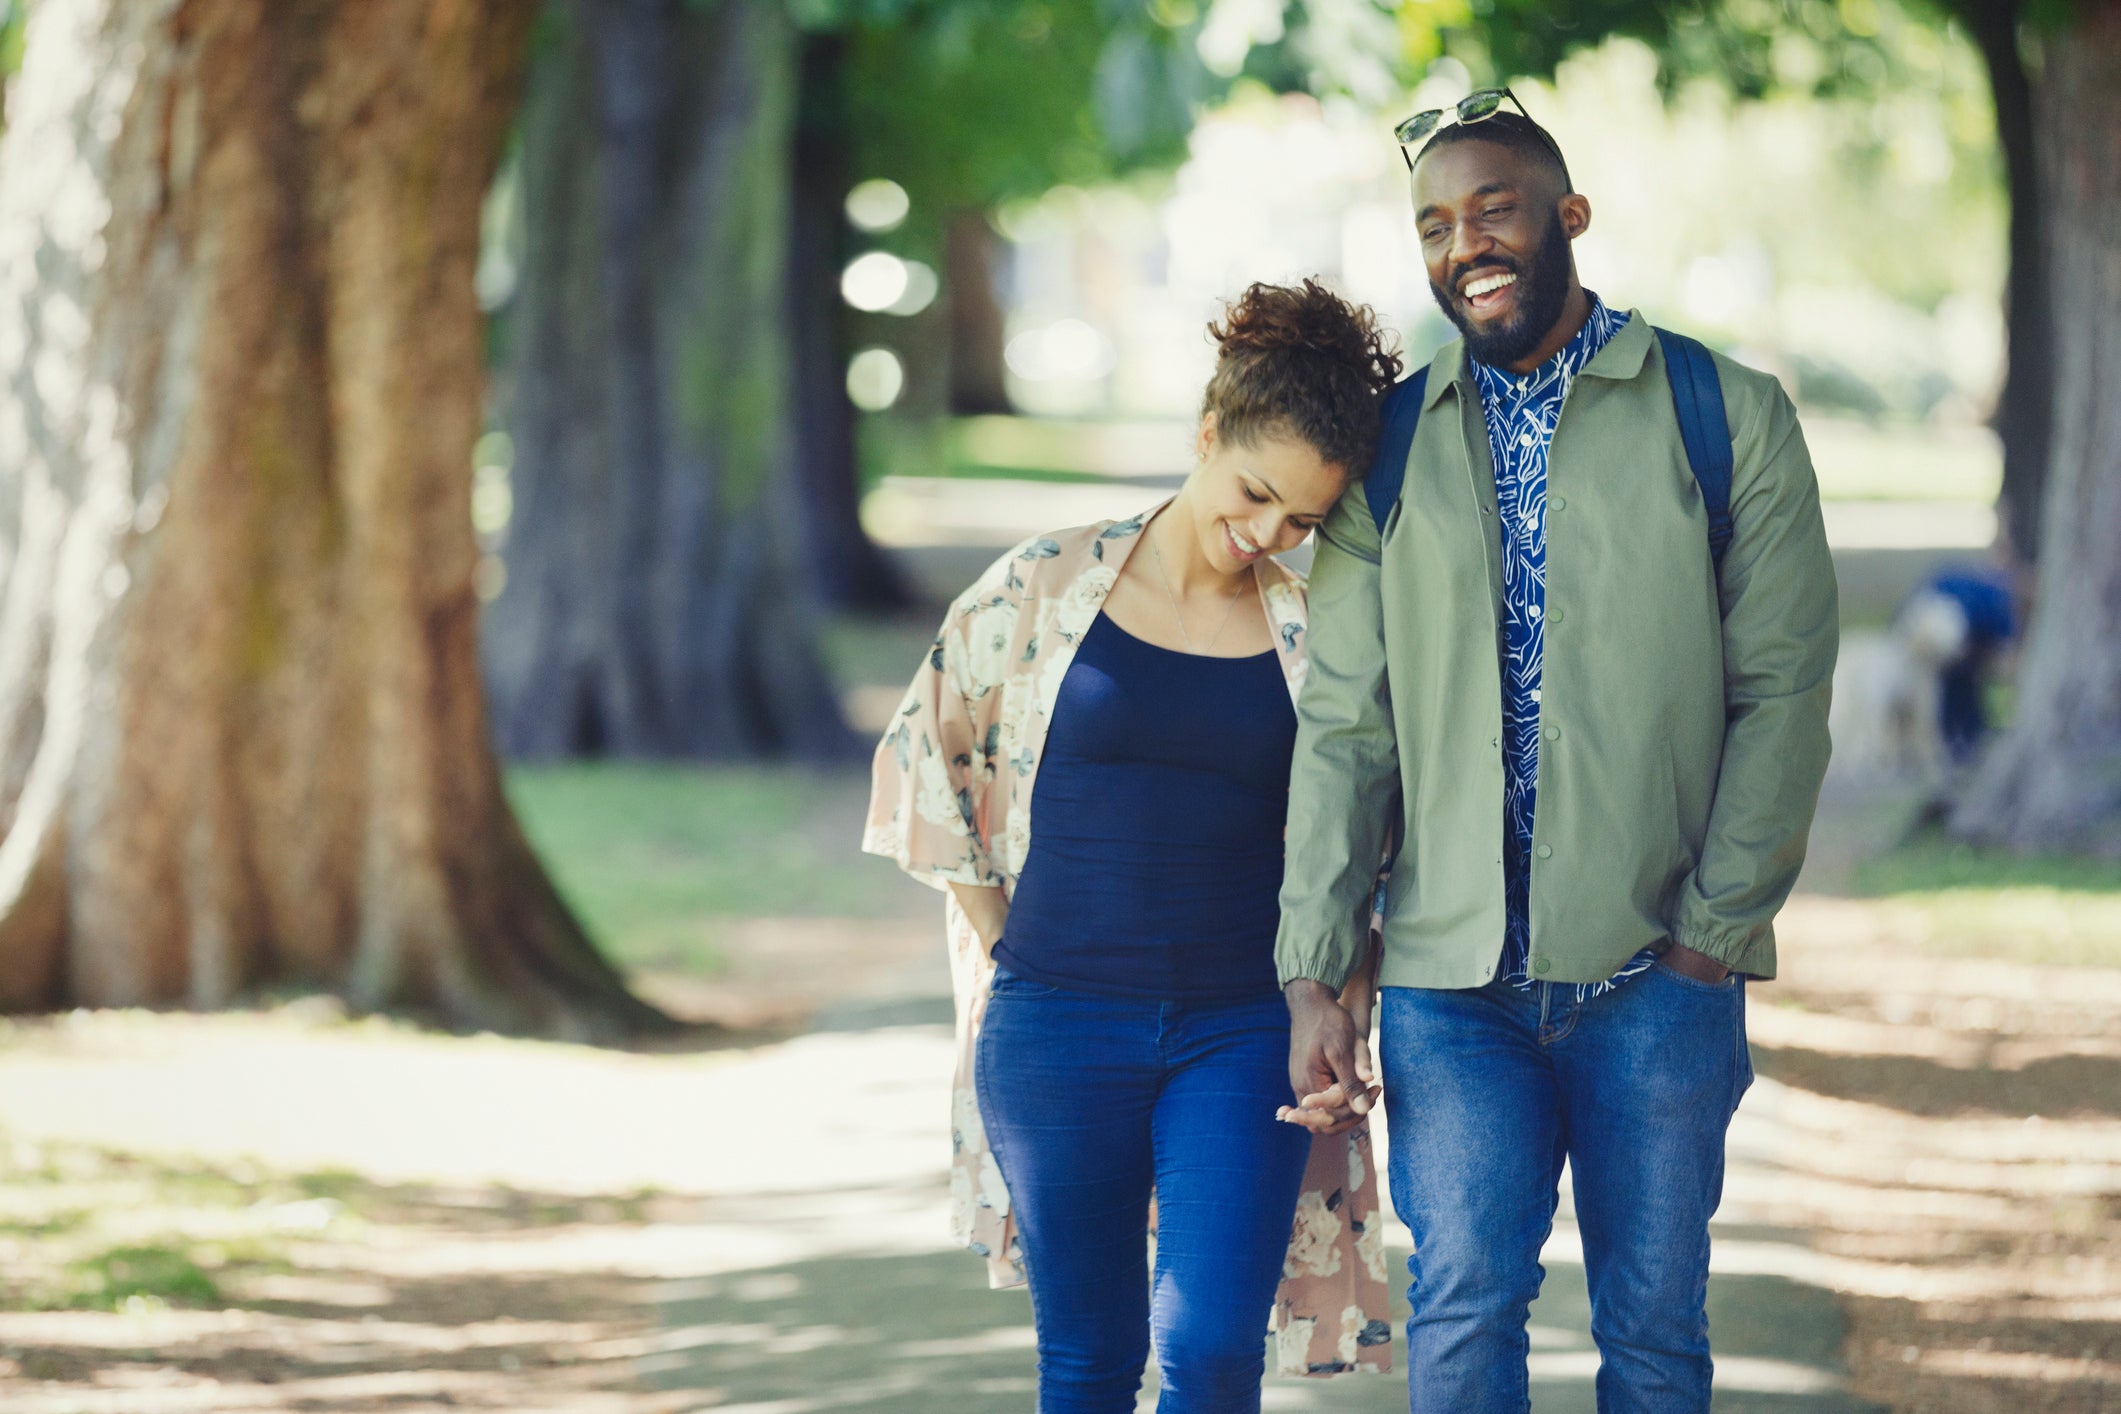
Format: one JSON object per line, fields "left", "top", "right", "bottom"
{"left": 1364, "top": 367, "right": 1429, "bottom": 537}
{"left": 1653, "top": 328, "right": 1734, "bottom": 569}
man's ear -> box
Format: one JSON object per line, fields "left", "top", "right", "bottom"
{"left": 1559, "top": 192, "right": 1592, "bottom": 240}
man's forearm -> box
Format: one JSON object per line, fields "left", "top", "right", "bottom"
{"left": 1275, "top": 511, "right": 1399, "bottom": 991}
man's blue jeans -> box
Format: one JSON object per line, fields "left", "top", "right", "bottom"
{"left": 1380, "top": 964, "right": 1753, "bottom": 1413}
{"left": 974, "top": 970, "right": 1311, "bottom": 1414}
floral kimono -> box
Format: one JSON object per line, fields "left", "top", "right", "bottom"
{"left": 862, "top": 504, "right": 1393, "bottom": 1377}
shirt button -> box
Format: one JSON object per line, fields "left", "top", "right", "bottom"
{"left": 1543, "top": 725, "right": 1559, "bottom": 741}
{"left": 1548, "top": 607, "right": 1564, "bottom": 624}
{"left": 1552, "top": 495, "right": 1566, "bottom": 511}
{"left": 1533, "top": 957, "right": 1552, "bottom": 975}
{"left": 1491, "top": 737, "right": 1500, "bottom": 748}
{"left": 1481, "top": 504, "right": 1494, "bottom": 515}
{"left": 1536, "top": 843, "right": 1553, "bottom": 859}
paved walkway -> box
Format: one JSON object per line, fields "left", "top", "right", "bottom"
{"left": 639, "top": 967, "right": 1883, "bottom": 1413}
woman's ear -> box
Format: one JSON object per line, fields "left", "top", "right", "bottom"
{"left": 1195, "top": 410, "right": 1219, "bottom": 465}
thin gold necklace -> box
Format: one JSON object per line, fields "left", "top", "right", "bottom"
{"left": 1149, "top": 527, "right": 1249, "bottom": 653}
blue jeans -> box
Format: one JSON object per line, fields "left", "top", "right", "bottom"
{"left": 1380, "top": 964, "right": 1753, "bottom": 1413}
{"left": 974, "top": 971, "right": 1311, "bottom": 1414}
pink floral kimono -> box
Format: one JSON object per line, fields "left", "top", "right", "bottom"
{"left": 862, "top": 504, "right": 1393, "bottom": 1377}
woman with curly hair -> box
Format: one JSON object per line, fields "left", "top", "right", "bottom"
{"left": 864, "top": 280, "right": 1401, "bottom": 1411}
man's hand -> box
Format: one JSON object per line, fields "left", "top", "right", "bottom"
{"left": 1661, "top": 941, "right": 1731, "bottom": 984}
{"left": 1279, "top": 979, "right": 1377, "bottom": 1136}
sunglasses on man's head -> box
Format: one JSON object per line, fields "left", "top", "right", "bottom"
{"left": 1392, "top": 86, "right": 1570, "bottom": 182}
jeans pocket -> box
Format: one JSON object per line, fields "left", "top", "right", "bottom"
{"left": 1650, "top": 957, "right": 1741, "bottom": 994}
{"left": 988, "top": 965, "right": 1059, "bottom": 999}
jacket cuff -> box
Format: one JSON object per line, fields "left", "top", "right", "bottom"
{"left": 1673, "top": 920, "right": 1777, "bottom": 980}
{"left": 1277, "top": 950, "right": 1355, "bottom": 993}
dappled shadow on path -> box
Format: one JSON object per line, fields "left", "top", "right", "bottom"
{"left": 645, "top": 1238, "right": 1876, "bottom": 1413}
{"left": 1752, "top": 1044, "right": 2121, "bottom": 1120}
{"left": 1758, "top": 906, "right": 2121, "bottom": 1413}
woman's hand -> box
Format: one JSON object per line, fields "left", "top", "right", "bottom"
{"left": 1278, "top": 979, "right": 1378, "bottom": 1136}
{"left": 948, "top": 882, "right": 1010, "bottom": 959}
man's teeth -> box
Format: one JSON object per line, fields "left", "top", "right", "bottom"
{"left": 1464, "top": 272, "right": 1518, "bottom": 298}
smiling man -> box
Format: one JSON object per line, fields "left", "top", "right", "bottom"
{"left": 1273, "top": 100, "right": 1839, "bottom": 1410}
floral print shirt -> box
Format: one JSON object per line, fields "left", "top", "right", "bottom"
{"left": 862, "top": 505, "right": 1393, "bottom": 1376}
{"left": 1471, "top": 295, "right": 1658, "bottom": 999}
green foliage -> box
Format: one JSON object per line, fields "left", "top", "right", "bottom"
{"left": 1405, "top": 0, "right": 1977, "bottom": 99}
{"left": 0, "top": 0, "right": 27, "bottom": 129}
{"left": 829, "top": 1, "right": 1217, "bottom": 238}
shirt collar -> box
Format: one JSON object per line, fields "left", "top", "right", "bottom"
{"left": 1417, "top": 300, "right": 1654, "bottom": 412}
{"left": 1468, "top": 292, "right": 1626, "bottom": 397}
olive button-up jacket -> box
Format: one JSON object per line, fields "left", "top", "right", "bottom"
{"left": 1276, "top": 316, "right": 1839, "bottom": 993}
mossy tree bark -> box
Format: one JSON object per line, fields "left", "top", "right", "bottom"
{"left": 0, "top": 0, "right": 669, "bottom": 1038}
{"left": 483, "top": 0, "right": 857, "bottom": 756}
{"left": 1951, "top": 0, "right": 2121, "bottom": 856}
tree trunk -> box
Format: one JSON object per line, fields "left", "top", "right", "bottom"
{"left": 946, "top": 208, "right": 1013, "bottom": 417}
{"left": 1950, "top": 0, "right": 2121, "bottom": 856}
{"left": 482, "top": 0, "right": 856, "bottom": 757}
{"left": 787, "top": 32, "right": 912, "bottom": 612}
{"left": 1963, "top": 0, "right": 2054, "bottom": 567}
{"left": 0, "top": 0, "right": 670, "bottom": 1038}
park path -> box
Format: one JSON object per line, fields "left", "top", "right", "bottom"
{"left": 632, "top": 921, "right": 1882, "bottom": 1414}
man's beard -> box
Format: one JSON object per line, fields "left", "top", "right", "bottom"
{"left": 1428, "top": 213, "right": 1574, "bottom": 368}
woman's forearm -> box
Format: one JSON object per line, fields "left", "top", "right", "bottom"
{"left": 949, "top": 882, "right": 1010, "bottom": 958}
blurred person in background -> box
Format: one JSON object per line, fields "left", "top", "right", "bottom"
{"left": 1275, "top": 95, "right": 1838, "bottom": 1412}
{"left": 1914, "top": 561, "right": 2018, "bottom": 764}
{"left": 864, "top": 281, "right": 1399, "bottom": 1411}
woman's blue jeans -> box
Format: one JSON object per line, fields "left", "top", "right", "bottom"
{"left": 1381, "top": 965, "right": 1754, "bottom": 1414}
{"left": 974, "top": 971, "right": 1311, "bottom": 1414}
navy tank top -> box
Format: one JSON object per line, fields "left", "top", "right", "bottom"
{"left": 995, "top": 611, "right": 1297, "bottom": 1003}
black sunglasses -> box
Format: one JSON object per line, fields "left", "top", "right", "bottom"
{"left": 1393, "top": 86, "right": 1570, "bottom": 184}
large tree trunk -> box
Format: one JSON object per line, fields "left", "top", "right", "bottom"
{"left": 0, "top": 0, "right": 669, "bottom": 1038}
{"left": 946, "top": 208, "right": 1013, "bottom": 417}
{"left": 1963, "top": 0, "right": 2054, "bottom": 566}
{"left": 482, "top": 0, "right": 855, "bottom": 757}
{"left": 1950, "top": 0, "right": 2121, "bottom": 855}
{"left": 787, "top": 32, "right": 911, "bottom": 612}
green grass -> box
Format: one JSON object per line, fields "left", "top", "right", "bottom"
{"left": 64, "top": 1244, "right": 222, "bottom": 1310}
{"left": 1854, "top": 834, "right": 2121, "bottom": 968}
{"left": 506, "top": 764, "right": 907, "bottom": 977}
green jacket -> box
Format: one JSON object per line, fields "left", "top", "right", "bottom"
{"left": 1275, "top": 314, "right": 1837, "bottom": 991}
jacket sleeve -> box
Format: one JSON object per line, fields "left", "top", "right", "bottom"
{"left": 1672, "top": 380, "right": 1839, "bottom": 975}
{"left": 860, "top": 581, "right": 1009, "bottom": 892}
{"left": 1276, "top": 484, "right": 1401, "bottom": 991}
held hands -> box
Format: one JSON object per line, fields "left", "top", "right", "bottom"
{"left": 1278, "top": 978, "right": 1380, "bottom": 1136}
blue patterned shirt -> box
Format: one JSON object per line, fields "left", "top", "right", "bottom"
{"left": 1470, "top": 295, "right": 1659, "bottom": 998}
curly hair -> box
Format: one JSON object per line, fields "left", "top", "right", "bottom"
{"left": 1202, "top": 278, "right": 1403, "bottom": 476}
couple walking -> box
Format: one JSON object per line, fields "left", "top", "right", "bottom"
{"left": 864, "top": 96, "right": 1837, "bottom": 1413}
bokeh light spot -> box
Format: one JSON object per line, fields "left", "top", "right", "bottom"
{"left": 847, "top": 347, "right": 905, "bottom": 411}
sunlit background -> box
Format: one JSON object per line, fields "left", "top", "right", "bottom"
{"left": 0, "top": 0, "right": 2113, "bottom": 1410}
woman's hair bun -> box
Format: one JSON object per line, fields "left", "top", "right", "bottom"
{"left": 1209, "top": 278, "right": 1401, "bottom": 397}
{"left": 1200, "top": 278, "right": 1403, "bottom": 475}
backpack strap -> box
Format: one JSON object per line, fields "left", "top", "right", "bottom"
{"left": 1363, "top": 367, "right": 1429, "bottom": 537}
{"left": 1362, "top": 335, "right": 1735, "bottom": 567}
{"left": 1653, "top": 327, "right": 1734, "bottom": 570}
